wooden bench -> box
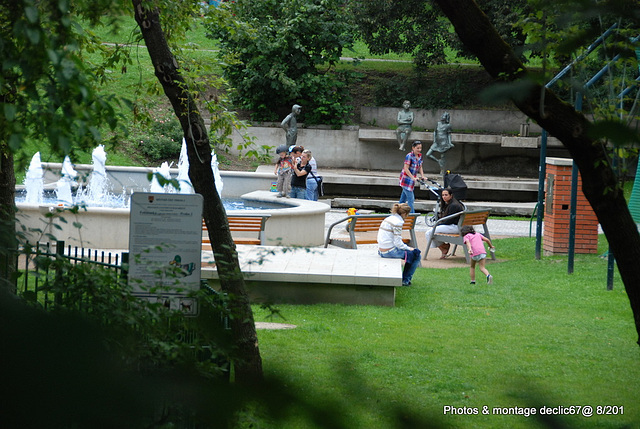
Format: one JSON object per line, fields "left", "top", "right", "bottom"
{"left": 324, "top": 213, "right": 419, "bottom": 249}
{"left": 202, "top": 214, "right": 271, "bottom": 249}
{"left": 424, "top": 209, "right": 494, "bottom": 263}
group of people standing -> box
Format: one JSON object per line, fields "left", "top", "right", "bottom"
{"left": 274, "top": 145, "right": 321, "bottom": 201}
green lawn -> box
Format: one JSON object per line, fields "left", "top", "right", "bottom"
{"left": 251, "top": 236, "right": 639, "bottom": 428}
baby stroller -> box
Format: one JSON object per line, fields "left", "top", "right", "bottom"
{"left": 418, "top": 172, "right": 468, "bottom": 227}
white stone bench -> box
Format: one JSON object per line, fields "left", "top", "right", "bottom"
{"left": 201, "top": 245, "right": 402, "bottom": 306}
{"left": 357, "top": 128, "right": 561, "bottom": 148}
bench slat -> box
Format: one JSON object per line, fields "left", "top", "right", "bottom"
{"left": 226, "top": 226, "right": 263, "bottom": 232}
{"left": 461, "top": 213, "right": 490, "bottom": 225}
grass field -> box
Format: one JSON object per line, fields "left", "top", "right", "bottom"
{"left": 250, "top": 236, "right": 640, "bottom": 428}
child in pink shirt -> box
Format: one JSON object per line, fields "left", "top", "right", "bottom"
{"left": 462, "top": 225, "right": 495, "bottom": 285}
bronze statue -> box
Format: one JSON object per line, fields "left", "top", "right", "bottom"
{"left": 396, "top": 100, "right": 414, "bottom": 151}
{"left": 427, "top": 112, "right": 454, "bottom": 174}
{"left": 281, "top": 104, "right": 302, "bottom": 147}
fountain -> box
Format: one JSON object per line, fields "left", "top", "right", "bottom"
{"left": 18, "top": 146, "right": 128, "bottom": 208}
{"left": 16, "top": 145, "right": 328, "bottom": 249}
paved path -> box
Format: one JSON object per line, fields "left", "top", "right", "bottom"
{"left": 324, "top": 208, "right": 538, "bottom": 239}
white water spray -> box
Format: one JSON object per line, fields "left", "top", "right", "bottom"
{"left": 86, "top": 145, "right": 110, "bottom": 203}
{"left": 177, "top": 139, "right": 194, "bottom": 194}
{"left": 24, "top": 152, "right": 44, "bottom": 204}
{"left": 55, "top": 156, "right": 78, "bottom": 205}
{"left": 176, "top": 138, "right": 223, "bottom": 197}
{"left": 150, "top": 161, "right": 174, "bottom": 193}
{"left": 211, "top": 150, "right": 224, "bottom": 198}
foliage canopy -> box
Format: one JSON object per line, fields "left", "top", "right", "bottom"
{"left": 205, "top": 0, "right": 359, "bottom": 125}
{"left": 0, "top": 0, "right": 131, "bottom": 161}
{"left": 347, "top": 0, "right": 532, "bottom": 68}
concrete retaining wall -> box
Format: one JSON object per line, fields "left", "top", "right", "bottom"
{"left": 228, "top": 122, "right": 569, "bottom": 177}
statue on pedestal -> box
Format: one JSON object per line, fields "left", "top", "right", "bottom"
{"left": 426, "top": 112, "right": 454, "bottom": 174}
{"left": 281, "top": 104, "right": 302, "bottom": 147}
{"left": 396, "top": 100, "right": 414, "bottom": 151}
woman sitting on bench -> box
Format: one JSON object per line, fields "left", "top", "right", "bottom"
{"left": 377, "top": 203, "right": 421, "bottom": 286}
{"left": 427, "top": 187, "right": 464, "bottom": 259}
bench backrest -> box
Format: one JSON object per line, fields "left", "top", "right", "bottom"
{"left": 227, "top": 216, "right": 269, "bottom": 232}
{"left": 202, "top": 215, "right": 271, "bottom": 232}
{"left": 458, "top": 210, "right": 490, "bottom": 227}
{"left": 349, "top": 214, "right": 418, "bottom": 232}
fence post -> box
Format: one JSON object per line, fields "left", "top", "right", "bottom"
{"left": 121, "top": 252, "right": 129, "bottom": 283}
{"left": 0, "top": 248, "right": 18, "bottom": 295}
{"left": 54, "top": 241, "right": 65, "bottom": 306}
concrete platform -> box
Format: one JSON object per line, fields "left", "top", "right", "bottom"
{"left": 201, "top": 245, "right": 402, "bottom": 306}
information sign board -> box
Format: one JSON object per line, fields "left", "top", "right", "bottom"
{"left": 128, "top": 193, "right": 203, "bottom": 315}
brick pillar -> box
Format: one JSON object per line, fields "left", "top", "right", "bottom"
{"left": 544, "top": 157, "right": 599, "bottom": 255}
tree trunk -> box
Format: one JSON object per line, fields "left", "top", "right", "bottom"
{"left": 132, "top": 0, "right": 263, "bottom": 382}
{"left": 0, "top": 148, "right": 17, "bottom": 293}
{"left": 433, "top": 0, "right": 640, "bottom": 344}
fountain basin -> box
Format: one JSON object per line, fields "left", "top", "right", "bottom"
{"left": 16, "top": 190, "right": 329, "bottom": 249}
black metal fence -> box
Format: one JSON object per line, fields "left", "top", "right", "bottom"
{"left": 1, "top": 240, "right": 128, "bottom": 308}
{"left": 1, "top": 241, "right": 232, "bottom": 425}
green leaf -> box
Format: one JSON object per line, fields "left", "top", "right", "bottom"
{"left": 26, "top": 27, "right": 41, "bottom": 44}
{"left": 24, "top": 6, "right": 39, "bottom": 23}
{"left": 588, "top": 120, "right": 640, "bottom": 146}
{"left": 58, "top": 135, "right": 71, "bottom": 153}
{"left": 57, "top": 0, "right": 70, "bottom": 14}
{"left": 4, "top": 104, "right": 17, "bottom": 121}
{"left": 47, "top": 49, "right": 59, "bottom": 64}
{"left": 8, "top": 133, "right": 22, "bottom": 151}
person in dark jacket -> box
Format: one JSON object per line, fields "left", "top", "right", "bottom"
{"left": 426, "top": 187, "right": 464, "bottom": 259}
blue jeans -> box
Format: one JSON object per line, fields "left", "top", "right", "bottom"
{"left": 378, "top": 247, "right": 421, "bottom": 285}
{"left": 290, "top": 186, "right": 308, "bottom": 199}
{"left": 306, "top": 176, "right": 319, "bottom": 201}
{"left": 398, "top": 188, "right": 415, "bottom": 213}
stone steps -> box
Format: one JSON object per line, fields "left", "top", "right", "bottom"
{"left": 315, "top": 168, "right": 540, "bottom": 203}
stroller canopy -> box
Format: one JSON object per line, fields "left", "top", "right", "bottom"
{"left": 444, "top": 172, "right": 467, "bottom": 200}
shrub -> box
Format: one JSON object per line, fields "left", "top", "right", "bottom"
{"left": 206, "top": 0, "right": 357, "bottom": 126}
{"left": 134, "top": 111, "right": 183, "bottom": 162}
